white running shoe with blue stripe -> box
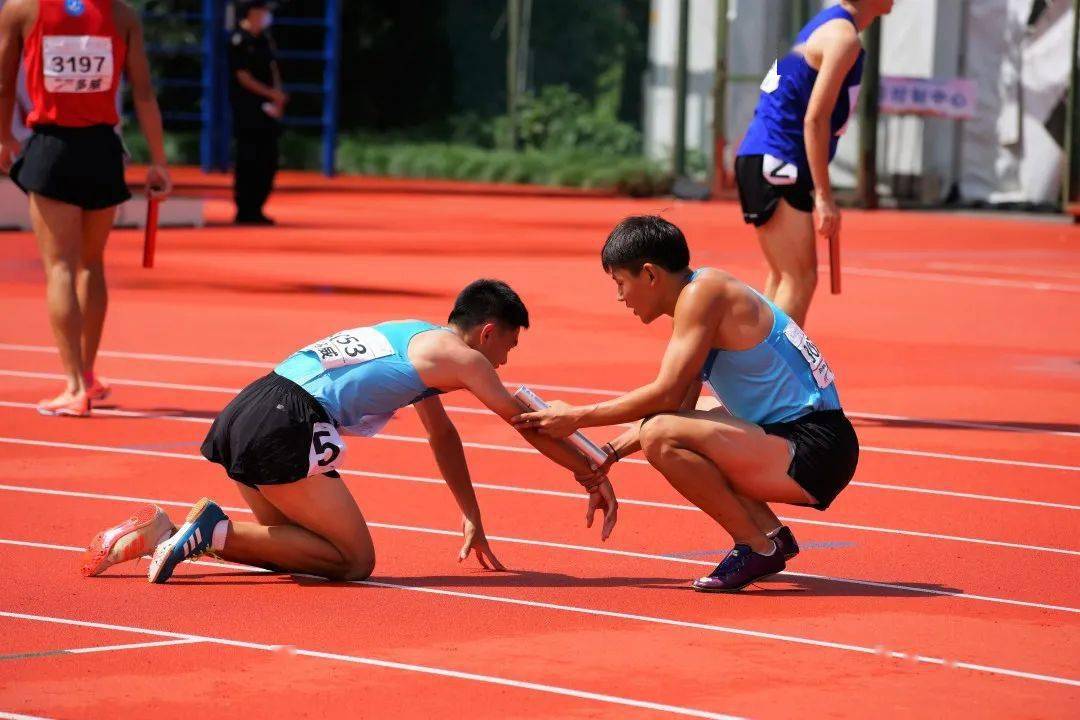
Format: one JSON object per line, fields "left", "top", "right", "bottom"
{"left": 148, "top": 497, "right": 228, "bottom": 584}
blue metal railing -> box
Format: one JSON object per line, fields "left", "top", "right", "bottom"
{"left": 139, "top": 0, "right": 341, "bottom": 176}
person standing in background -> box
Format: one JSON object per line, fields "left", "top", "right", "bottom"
{"left": 735, "top": 0, "right": 892, "bottom": 327}
{"left": 229, "top": 0, "right": 286, "bottom": 225}
{"left": 0, "top": 0, "right": 171, "bottom": 417}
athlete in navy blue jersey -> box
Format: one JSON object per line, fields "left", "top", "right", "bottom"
{"left": 736, "top": 1, "right": 892, "bottom": 326}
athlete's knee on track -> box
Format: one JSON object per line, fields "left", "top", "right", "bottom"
{"left": 337, "top": 553, "right": 375, "bottom": 582}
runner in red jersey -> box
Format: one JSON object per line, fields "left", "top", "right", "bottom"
{"left": 0, "top": 0, "right": 171, "bottom": 416}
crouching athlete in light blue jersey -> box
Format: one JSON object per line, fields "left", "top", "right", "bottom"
{"left": 84, "top": 280, "right": 617, "bottom": 584}
{"left": 736, "top": 0, "right": 892, "bottom": 327}
{"left": 514, "top": 217, "right": 858, "bottom": 593}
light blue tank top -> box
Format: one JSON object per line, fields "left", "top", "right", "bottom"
{"left": 737, "top": 5, "right": 865, "bottom": 174}
{"left": 692, "top": 270, "right": 841, "bottom": 424}
{"left": 275, "top": 320, "right": 447, "bottom": 435}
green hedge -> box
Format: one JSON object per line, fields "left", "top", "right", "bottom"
{"left": 123, "top": 129, "right": 671, "bottom": 196}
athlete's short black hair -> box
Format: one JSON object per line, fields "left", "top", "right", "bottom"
{"left": 448, "top": 279, "right": 530, "bottom": 330}
{"left": 601, "top": 215, "right": 691, "bottom": 274}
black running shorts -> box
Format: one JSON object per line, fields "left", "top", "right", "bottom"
{"left": 201, "top": 372, "right": 344, "bottom": 488}
{"left": 734, "top": 154, "right": 814, "bottom": 227}
{"left": 762, "top": 409, "right": 859, "bottom": 511}
{"left": 10, "top": 124, "right": 132, "bottom": 210}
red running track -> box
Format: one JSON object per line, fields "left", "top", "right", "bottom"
{"left": 0, "top": 175, "right": 1077, "bottom": 718}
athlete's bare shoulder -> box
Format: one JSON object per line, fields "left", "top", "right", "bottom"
{"left": 407, "top": 326, "right": 481, "bottom": 390}
{"left": 686, "top": 267, "right": 746, "bottom": 302}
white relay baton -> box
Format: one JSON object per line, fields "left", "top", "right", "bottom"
{"left": 513, "top": 386, "right": 611, "bottom": 467}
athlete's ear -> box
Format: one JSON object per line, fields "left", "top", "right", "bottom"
{"left": 643, "top": 264, "right": 657, "bottom": 285}
{"left": 479, "top": 322, "right": 497, "bottom": 344}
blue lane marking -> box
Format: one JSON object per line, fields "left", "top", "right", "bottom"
{"left": 663, "top": 541, "right": 855, "bottom": 560}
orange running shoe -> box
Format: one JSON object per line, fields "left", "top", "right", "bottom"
{"left": 82, "top": 505, "right": 177, "bottom": 577}
{"left": 36, "top": 391, "right": 90, "bottom": 417}
{"left": 85, "top": 377, "right": 111, "bottom": 402}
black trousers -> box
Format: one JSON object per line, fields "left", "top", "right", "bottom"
{"left": 233, "top": 126, "right": 279, "bottom": 219}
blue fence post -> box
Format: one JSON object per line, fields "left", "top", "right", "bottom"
{"left": 322, "top": 0, "right": 341, "bottom": 177}
{"left": 199, "top": 0, "right": 215, "bottom": 172}
{"left": 213, "top": 0, "right": 229, "bottom": 172}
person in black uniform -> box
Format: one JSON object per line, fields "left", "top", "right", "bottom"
{"left": 229, "top": 0, "right": 286, "bottom": 225}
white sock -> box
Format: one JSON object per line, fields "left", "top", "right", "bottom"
{"left": 758, "top": 540, "right": 777, "bottom": 556}
{"left": 211, "top": 520, "right": 230, "bottom": 551}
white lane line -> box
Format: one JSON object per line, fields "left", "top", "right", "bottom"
{"left": 1, "top": 396, "right": 1076, "bottom": 494}
{"left": 0, "top": 712, "right": 55, "bottom": 720}
{"left": 1, "top": 436, "right": 1077, "bottom": 557}
{"left": 1, "top": 638, "right": 202, "bottom": 661}
{"left": 841, "top": 266, "right": 1080, "bottom": 293}
{"left": 0, "top": 610, "right": 742, "bottom": 720}
{"left": 926, "top": 262, "right": 1080, "bottom": 281}
{"left": 65, "top": 638, "right": 204, "bottom": 655}
{"left": 2, "top": 348, "right": 1076, "bottom": 439}
{"left": 3, "top": 553, "right": 1079, "bottom": 689}
{"left": 1, "top": 485, "right": 1077, "bottom": 615}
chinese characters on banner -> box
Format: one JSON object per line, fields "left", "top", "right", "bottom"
{"left": 879, "top": 77, "right": 977, "bottom": 120}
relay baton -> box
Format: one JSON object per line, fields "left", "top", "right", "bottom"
{"left": 828, "top": 231, "right": 841, "bottom": 294}
{"left": 142, "top": 194, "right": 160, "bottom": 269}
{"left": 513, "top": 386, "right": 610, "bottom": 467}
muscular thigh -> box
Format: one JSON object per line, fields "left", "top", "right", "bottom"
{"left": 235, "top": 481, "right": 291, "bottom": 526}
{"left": 756, "top": 199, "right": 815, "bottom": 273}
{"left": 29, "top": 193, "right": 83, "bottom": 267}
{"left": 643, "top": 410, "right": 813, "bottom": 504}
{"left": 256, "top": 473, "right": 375, "bottom": 564}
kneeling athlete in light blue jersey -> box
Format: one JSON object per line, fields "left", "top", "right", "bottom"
{"left": 85, "top": 280, "right": 618, "bottom": 584}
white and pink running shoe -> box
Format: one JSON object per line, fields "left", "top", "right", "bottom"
{"left": 82, "top": 505, "right": 176, "bottom": 577}
{"left": 37, "top": 390, "right": 90, "bottom": 417}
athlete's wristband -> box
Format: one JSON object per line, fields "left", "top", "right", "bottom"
{"left": 603, "top": 442, "right": 620, "bottom": 462}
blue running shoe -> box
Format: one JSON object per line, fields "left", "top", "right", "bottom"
{"left": 148, "top": 498, "right": 228, "bottom": 584}
{"left": 692, "top": 544, "right": 785, "bottom": 592}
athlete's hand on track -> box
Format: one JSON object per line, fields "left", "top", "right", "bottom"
{"left": 511, "top": 400, "right": 582, "bottom": 439}
{"left": 586, "top": 480, "right": 618, "bottom": 541}
{"left": 0, "top": 134, "right": 20, "bottom": 175}
{"left": 147, "top": 164, "right": 172, "bottom": 198}
{"left": 814, "top": 193, "right": 840, "bottom": 241}
{"left": 459, "top": 516, "right": 506, "bottom": 571}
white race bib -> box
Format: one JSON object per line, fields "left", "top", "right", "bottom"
{"left": 307, "top": 422, "right": 346, "bottom": 476}
{"left": 42, "top": 35, "right": 113, "bottom": 93}
{"left": 760, "top": 60, "right": 781, "bottom": 94}
{"left": 304, "top": 326, "right": 394, "bottom": 370}
{"left": 783, "top": 323, "right": 835, "bottom": 389}
{"left": 762, "top": 154, "right": 798, "bottom": 186}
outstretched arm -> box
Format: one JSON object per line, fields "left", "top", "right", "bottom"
{"left": 512, "top": 283, "right": 719, "bottom": 436}
{"left": 454, "top": 352, "right": 617, "bottom": 540}
{"left": 415, "top": 395, "right": 505, "bottom": 569}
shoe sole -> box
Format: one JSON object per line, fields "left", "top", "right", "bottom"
{"left": 36, "top": 405, "right": 90, "bottom": 417}
{"left": 82, "top": 505, "right": 174, "bottom": 577}
{"left": 147, "top": 498, "right": 216, "bottom": 584}
{"left": 691, "top": 562, "right": 788, "bottom": 593}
